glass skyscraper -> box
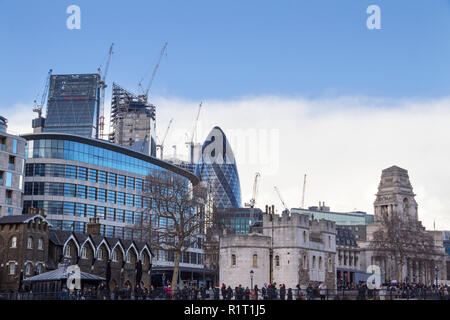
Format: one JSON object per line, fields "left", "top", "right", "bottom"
{"left": 43, "top": 74, "right": 100, "bottom": 138}
{"left": 195, "top": 126, "right": 241, "bottom": 209}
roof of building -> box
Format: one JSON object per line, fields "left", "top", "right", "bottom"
{"left": 23, "top": 265, "right": 105, "bottom": 282}
{"left": 48, "top": 230, "right": 154, "bottom": 257}
{"left": 0, "top": 214, "right": 50, "bottom": 225}
{"left": 336, "top": 227, "right": 358, "bottom": 247}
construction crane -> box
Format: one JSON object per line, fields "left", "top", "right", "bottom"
{"left": 301, "top": 174, "right": 307, "bottom": 209}
{"left": 186, "top": 102, "right": 202, "bottom": 164}
{"left": 245, "top": 172, "right": 261, "bottom": 229}
{"left": 138, "top": 42, "right": 168, "bottom": 103}
{"left": 98, "top": 43, "right": 114, "bottom": 139}
{"left": 274, "top": 186, "right": 290, "bottom": 213}
{"left": 156, "top": 118, "right": 173, "bottom": 159}
{"left": 33, "top": 69, "right": 53, "bottom": 118}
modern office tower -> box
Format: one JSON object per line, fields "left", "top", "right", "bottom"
{"left": 109, "top": 83, "right": 156, "bottom": 157}
{"left": 43, "top": 74, "right": 101, "bottom": 138}
{"left": 0, "top": 116, "right": 26, "bottom": 216}
{"left": 216, "top": 207, "right": 264, "bottom": 234}
{"left": 195, "top": 126, "right": 242, "bottom": 209}
{"left": 22, "top": 132, "right": 209, "bottom": 286}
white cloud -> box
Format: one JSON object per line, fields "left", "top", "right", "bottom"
{"left": 153, "top": 95, "right": 450, "bottom": 231}
{"left": 4, "top": 95, "right": 450, "bottom": 230}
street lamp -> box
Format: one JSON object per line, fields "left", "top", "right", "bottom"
{"left": 434, "top": 266, "right": 439, "bottom": 298}
{"left": 250, "top": 270, "right": 254, "bottom": 298}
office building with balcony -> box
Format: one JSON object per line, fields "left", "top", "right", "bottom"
{"left": 0, "top": 116, "right": 26, "bottom": 217}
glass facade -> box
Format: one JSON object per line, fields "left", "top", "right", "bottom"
{"left": 44, "top": 74, "right": 100, "bottom": 138}
{"left": 290, "top": 208, "right": 374, "bottom": 226}
{"left": 218, "top": 208, "right": 263, "bottom": 234}
{"left": 195, "top": 127, "right": 242, "bottom": 209}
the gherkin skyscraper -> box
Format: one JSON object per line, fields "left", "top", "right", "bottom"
{"left": 195, "top": 126, "right": 241, "bottom": 209}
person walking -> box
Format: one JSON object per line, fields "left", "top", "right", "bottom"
{"left": 306, "top": 283, "right": 313, "bottom": 300}
{"left": 319, "top": 282, "right": 327, "bottom": 300}
{"left": 253, "top": 285, "right": 259, "bottom": 300}
{"left": 226, "top": 285, "right": 233, "bottom": 300}
{"left": 221, "top": 284, "right": 227, "bottom": 300}
{"left": 287, "top": 288, "right": 293, "bottom": 300}
{"left": 279, "top": 284, "right": 286, "bottom": 300}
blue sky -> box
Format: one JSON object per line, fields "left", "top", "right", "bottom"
{"left": 1, "top": 0, "right": 450, "bottom": 108}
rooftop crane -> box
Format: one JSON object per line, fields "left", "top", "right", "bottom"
{"left": 156, "top": 118, "right": 173, "bottom": 159}
{"left": 138, "top": 42, "right": 168, "bottom": 103}
{"left": 245, "top": 172, "right": 261, "bottom": 229}
{"left": 186, "top": 102, "right": 202, "bottom": 164}
{"left": 98, "top": 43, "right": 114, "bottom": 139}
{"left": 301, "top": 174, "right": 307, "bottom": 209}
{"left": 33, "top": 69, "right": 53, "bottom": 118}
{"left": 274, "top": 186, "right": 290, "bottom": 214}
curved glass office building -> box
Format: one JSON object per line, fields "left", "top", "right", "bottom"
{"left": 22, "top": 133, "right": 199, "bottom": 239}
{"left": 195, "top": 127, "right": 241, "bottom": 209}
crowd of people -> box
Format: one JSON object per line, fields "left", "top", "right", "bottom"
{"left": 12, "top": 280, "right": 450, "bottom": 300}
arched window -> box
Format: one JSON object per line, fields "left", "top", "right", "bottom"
{"left": 112, "top": 249, "right": 118, "bottom": 262}
{"left": 81, "top": 246, "right": 87, "bottom": 259}
{"left": 275, "top": 255, "right": 280, "bottom": 267}
{"left": 38, "top": 238, "right": 44, "bottom": 250}
{"left": 403, "top": 198, "right": 409, "bottom": 217}
{"left": 303, "top": 231, "right": 307, "bottom": 243}
{"left": 328, "top": 236, "right": 331, "bottom": 247}
{"left": 126, "top": 252, "right": 131, "bottom": 263}
{"left": 231, "top": 254, "right": 236, "bottom": 266}
{"left": 319, "top": 256, "right": 323, "bottom": 270}
{"left": 64, "top": 245, "right": 71, "bottom": 258}
{"left": 36, "top": 264, "right": 42, "bottom": 274}
{"left": 303, "top": 255, "right": 307, "bottom": 269}
{"left": 27, "top": 237, "right": 33, "bottom": 249}
{"left": 97, "top": 248, "right": 103, "bottom": 260}
{"left": 312, "top": 256, "right": 316, "bottom": 269}
{"left": 10, "top": 236, "right": 17, "bottom": 248}
{"left": 25, "top": 263, "right": 32, "bottom": 275}
{"left": 252, "top": 254, "right": 258, "bottom": 268}
{"left": 9, "top": 263, "right": 15, "bottom": 275}
{"left": 328, "top": 259, "right": 332, "bottom": 271}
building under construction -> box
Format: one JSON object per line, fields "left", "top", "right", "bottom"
{"left": 109, "top": 83, "right": 156, "bottom": 156}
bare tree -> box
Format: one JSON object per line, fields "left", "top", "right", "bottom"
{"left": 133, "top": 170, "right": 208, "bottom": 292}
{"left": 369, "top": 212, "right": 436, "bottom": 283}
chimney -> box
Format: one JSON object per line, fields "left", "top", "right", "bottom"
{"left": 265, "top": 205, "right": 269, "bottom": 214}
{"left": 87, "top": 218, "right": 101, "bottom": 236}
{"left": 271, "top": 205, "right": 275, "bottom": 214}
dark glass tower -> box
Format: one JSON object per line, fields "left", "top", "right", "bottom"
{"left": 43, "top": 74, "right": 100, "bottom": 138}
{"left": 195, "top": 126, "right": 241, "bottom": 209}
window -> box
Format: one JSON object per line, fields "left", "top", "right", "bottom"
{"left": 97, "top": 189, "right": 106, "bottom": 202}
{"left": 115, "top": 209, "right": 124, "bottom": 223}
{"left": 96, "top": 206, "right": 106, "bottom": 219}
{"left": 126, "top": 194, "right": 134, "bottom": 207}
{"left": 118, "top": 175, "right": 126, "bottom": 188}
{"left": 27, "top": 237, "right": 33, "bottom": 249}
{"left": 88, "top": 169, "right": 97, "bottom": 182}
{"left": 64, "top": 183, "right": 76, "bottom": 197}
{"left": 275, "top": 255, "right": 280, "bottom": 267}
{"left": 312, "top": 256, "right": 316, "bottom": 269}
{"left": 108, "top": 172, "right": 117, "bottom": 186}
{"left": 9, "top": 263, "right": 15, "bottom": 275}
{"left": 106, "top": 208, "right": 115, "bottom": 221}
{"left": 75, "top": 203, "right": 86, "bottom": 217}
{"left": 97, "top": 248, "right": 103, "bottom": 260}
{"left": 319, "top": 256, "right": 323, "bottom": 270}
{"left": 126, "top": 176, "right": 135, "bottom": 190}
{"left": 112, "top": 249, "right": 118, "bottom": 262}
{"left": 12, "top": 139, "right": 18, "bottom": 154}
{"left": 76, "top": 185, "right": 87, "bottom": 198}
{"left": 303, "top": 231, "right": 307, "bottom": 243}
{"left": 5, "top": 172, "right": 12, "bottom": 187}
{"left": 117, "top": 192, "right": 125, "bottom": 205}
{"left": 8, "top": 156, "right": 15, "bottom": 170}
{"left": 36, "top": 264, "right": 42, "bottom": 274}
{"left": 77, "top": 167, "right": 87, "bottom": 180}
{"left": 25, "top": 263, "right": 31, "bottom": 275}
{"left": 98, "top": 171, "right": 107, "bottom": 184}
{"left": 231, "top": 254, "right": 236, "bottom": 266}
{"left": 135, "top": 178, "right": 143, "bottom": 191}
{"left": 88, "top": 187, "right": 97, "bottom": 200}
{"left": 38, "top": 238, "right": 43, "bottom": 250}
{"left": 65, "top": 165, "right": 77, "bottom": 179}
{"left": 253, "top": 254, "right": 258, "bottom": 268}
{"left": 107, "top": 190, "right": 116, "bottom": 204}
{"left": 64, "top": 245, "right": 71, "bottom": 258}
{"left": 10, "top": 236, "right": 17, "bottom": 248}
{"left": 126, "top": 252, "right": 131, "bottom": 263}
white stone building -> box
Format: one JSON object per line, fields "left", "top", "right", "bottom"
{"left": 219, "top": 212, "right": 336, "bottom": 289}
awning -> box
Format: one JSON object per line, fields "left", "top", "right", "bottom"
{"left": 24, "top": 266, "right": 105, "bottom": 282}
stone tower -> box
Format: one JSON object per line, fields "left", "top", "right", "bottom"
{"left": 373, "top": 166, "right": 418, "bottom": 223}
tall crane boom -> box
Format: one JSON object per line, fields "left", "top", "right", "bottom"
{"left": 156, "top": 118, "right": 173, "bottom": 159}
{"left": 301, "top": 174, "right": 307, "bottom": 209}
{"left": 98, "top": 43, "right": 114, "bottom": 139}
{"left": 186, "top": 102, "right": 202, "bottom": 163}
{"left": 274, "top": 186, "right": 290, "bottom": 213}
{"left": 33, "top": 69, "right": 53, "bottom": 118}
{"left": 138, "top": 42, "right": 168, "bottom": 103}
{"left": 245, "top": 172, "right": 261, "bottom": 229}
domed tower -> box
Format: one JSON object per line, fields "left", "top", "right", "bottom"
{"left": 195, "top": 126, "right": 242, "bottom": 209}
{"left": 374, "top": 166, "right": 418, "bottom": 223}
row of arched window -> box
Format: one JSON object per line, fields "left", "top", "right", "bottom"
{"left": 9, "top": 236, "right": 44, "bottom": 250}
{"left": 231, "top": 253, "right": 333, "bottom": 271}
